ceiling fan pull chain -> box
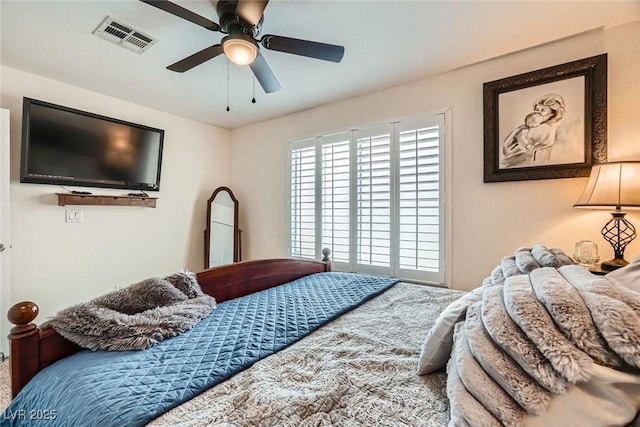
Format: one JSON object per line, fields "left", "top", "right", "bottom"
{"left": 226, "top": 58, "right": 231, "bottom": 112}
{"left": 252, "top": 76, "right": 256, "bottom": 104}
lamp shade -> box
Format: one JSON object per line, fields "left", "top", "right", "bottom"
{"left": 574, "top": 161, "right": 640, "bottom": 208}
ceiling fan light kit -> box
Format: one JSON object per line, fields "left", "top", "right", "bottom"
{"left": 140, "top": 0, "right": 345, "bottom": 94}
{"left": 222, "top": 34, "right": 258, "bottom": 66}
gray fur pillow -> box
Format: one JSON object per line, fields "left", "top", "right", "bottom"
{"left": 43, "top": 272, "right": 217, "bottom": 351}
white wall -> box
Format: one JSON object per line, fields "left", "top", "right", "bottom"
{"left": 229, "top": 21, "right": 640, "bottom": 290}
{"left": 0, "top": 66, "right": 231, "bottom": 322}
{"left": 0, "top": 109, "right": 10, "bottom": 354}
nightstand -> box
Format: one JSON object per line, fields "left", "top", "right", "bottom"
{"left": 587, "top": 265, "right": 620, "bottom": 276}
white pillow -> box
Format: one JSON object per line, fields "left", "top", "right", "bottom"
{"left": 417, "top": 287, "right": 483, "bottom": 375}
{"left": 524, "top": 364, "right": 640, "bottom": 427}
{"left": 606, "top": 254, "right": 640, "bottom": 293}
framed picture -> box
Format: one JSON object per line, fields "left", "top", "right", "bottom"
{"left": 483, "top": 54, "right": 607, "bottom": 183}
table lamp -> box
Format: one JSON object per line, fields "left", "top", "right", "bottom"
{"left": 574, "top": 161, "right": 640, "bottom": 271}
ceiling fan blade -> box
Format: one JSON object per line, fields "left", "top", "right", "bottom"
{"left": 236, "top": 0, "right": 269, "bottom": 27}
{"left": 249, "top": 52, "right": 281, "bottom": 93}
{"left": 261, "top": 35, "right": 344, "bottom": 63}
{"left": 139, "top": 0, "right": 221, "bottom": 32}
{"left": 167, "top": 44, "right": 224, "bottom": 72}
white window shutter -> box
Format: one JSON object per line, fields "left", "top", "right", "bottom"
{"left": 396, "top": 116, "right": 445, "bottom": 283}
{"left": 289, "top": 141, "right": 316, "bottom": 259}
{"left": 355, "top": 125, "right": 392, "bottom": 274}
{"left": 321, "top": 133, "right": 351, "bottom": 264}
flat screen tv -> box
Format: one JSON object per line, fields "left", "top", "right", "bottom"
{"left": 20, "top": 97, "right": 164, "bottom": 191}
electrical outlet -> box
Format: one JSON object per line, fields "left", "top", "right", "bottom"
{"left": 65, "top": 210, "right": 83, "bottom": 223}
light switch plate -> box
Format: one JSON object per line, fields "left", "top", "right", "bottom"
{"left": 65, "top": 210, "right": 83, "bottom": 223}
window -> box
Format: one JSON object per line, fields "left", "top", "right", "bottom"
{"left": 288, "top": 113, "right": 446, "bottom": 284}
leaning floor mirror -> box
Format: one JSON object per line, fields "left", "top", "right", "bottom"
{"left": 205, "top": 186, "right": 240, "bottom": 268}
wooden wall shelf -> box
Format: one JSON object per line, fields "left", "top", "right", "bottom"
{"left": 56, "top": 193, "right": 157, "bottom": 208}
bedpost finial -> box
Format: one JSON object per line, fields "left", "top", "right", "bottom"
{"left": 8, "top": 301, "right": 39, "bottom": 327}
{"left": 321, "top": 248, "right": 331, "bottom": 262}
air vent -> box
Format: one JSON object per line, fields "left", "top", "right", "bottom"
{"left": 92, "top": 16, "right": 156, "bottom": 54}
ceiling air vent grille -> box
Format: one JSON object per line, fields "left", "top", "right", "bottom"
{"left": 92, "top": 16, "right": 156, "bottom": 54}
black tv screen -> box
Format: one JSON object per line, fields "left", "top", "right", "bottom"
{"left": 20, "top": 97, "right": 164, "bottom": 191}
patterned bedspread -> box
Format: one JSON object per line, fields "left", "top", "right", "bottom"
{"left": 151, "top": 283, "right": 463, "bottom": 426}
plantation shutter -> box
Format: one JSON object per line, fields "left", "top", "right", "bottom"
{"left": 289, "top": 139, "right": 317, "bottom": 259}
{"left": 321, "top": 133, "right": 351, "bottom": 264}
{"left": 396, "top": 116, "right": 445, "bottom": 283}
{"left": 355, "top": 124, "right": 393, "bottom": 276}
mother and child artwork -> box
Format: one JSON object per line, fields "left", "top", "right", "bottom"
{"left": 499, "top": 76, "right": 585, "bottom": 169}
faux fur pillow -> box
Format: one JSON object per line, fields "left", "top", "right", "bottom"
{"left": 418, "top": 245, "right": 574, "bottom": 376}
{"left": 43, "top": 272, "right": 217, "bottom": 351}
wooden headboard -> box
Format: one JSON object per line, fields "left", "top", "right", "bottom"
{"left": 7, "top": 256, "right": 331, "bottom": 398}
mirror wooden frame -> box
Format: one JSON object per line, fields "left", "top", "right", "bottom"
{"left": 205, "top": 186, "right": 240, "bottom": 268}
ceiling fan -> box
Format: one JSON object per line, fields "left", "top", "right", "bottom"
{"left": 140, "top": 0, "right": 345, "bottom": 94}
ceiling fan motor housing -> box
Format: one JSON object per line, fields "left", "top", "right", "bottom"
{"left": 217, "top": 0, "right": 261, "bottom": 37}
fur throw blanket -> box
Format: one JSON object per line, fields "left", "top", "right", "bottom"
{"left": 43, "top": 272, "right": 217, "bottom": 351}
{"left": 445, "top": 246, "right": 640, "bottom": 426}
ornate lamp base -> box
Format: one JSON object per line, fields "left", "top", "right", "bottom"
{"left": 600, "top": 208, "right": 636, "bottom": 271}
{"left": 600, "top": 257, "right": 629, "bottom": 271}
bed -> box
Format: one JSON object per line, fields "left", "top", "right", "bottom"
{"left": 3, "top": 247, "right": 640, "bottom": 426}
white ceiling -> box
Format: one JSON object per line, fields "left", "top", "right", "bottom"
{"left": 1, "top": 1, "right": 639, "bottom": 130}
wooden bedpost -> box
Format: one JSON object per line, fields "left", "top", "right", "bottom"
{"left": 8, "top": 301, "right": 40, "bottom": 397}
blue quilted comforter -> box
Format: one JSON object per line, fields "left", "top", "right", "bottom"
{"left": 1, "top": 272, "right": 398, "bottom": 426}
